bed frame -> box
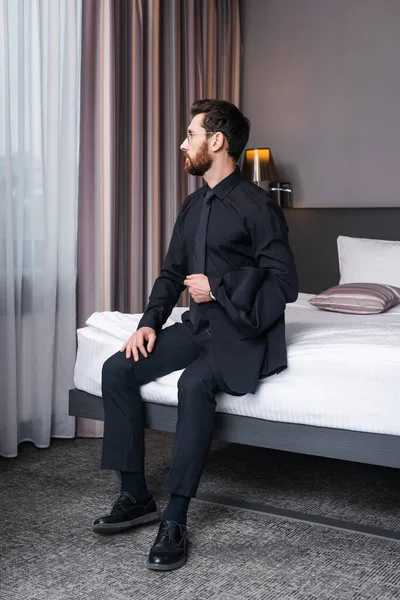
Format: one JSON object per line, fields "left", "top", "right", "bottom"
{"left": 69, "top": 207, "right": 400, "bottom": 469}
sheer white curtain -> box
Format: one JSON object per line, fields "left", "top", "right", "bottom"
{"left": 0, "top": 0, "right": 82, "bottom": 457}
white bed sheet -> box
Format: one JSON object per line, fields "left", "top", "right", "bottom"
{"left": 73, "top": 294, "right": 400, "bottom": 435}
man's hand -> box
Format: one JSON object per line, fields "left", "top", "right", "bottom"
{"left": 184, "top": 274, "right": 212, "bottom": 304}
{"left": 120, "top": 327, "right": 157, "bottom": 361}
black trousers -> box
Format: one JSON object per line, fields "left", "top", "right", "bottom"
{"left": 101, "top": 320, "right": 236, "bottom": 498}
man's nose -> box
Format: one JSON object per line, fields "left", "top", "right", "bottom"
{"left": 180, "top": 138, "right": 189, "bottom": 151}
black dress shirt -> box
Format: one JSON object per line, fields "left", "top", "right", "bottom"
{"left": 139, "top": 167, "right": 297, "bottom": 330}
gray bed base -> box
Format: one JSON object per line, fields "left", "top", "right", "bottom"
{"left": 68, "top": 207, "right": 400, "bottom": 470}
{"left": 69, "top": 388, "right": 400, "bottom": 468}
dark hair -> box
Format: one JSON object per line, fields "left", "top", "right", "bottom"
{"left": 190, "top": 99, "right": 251, "bottom": 161}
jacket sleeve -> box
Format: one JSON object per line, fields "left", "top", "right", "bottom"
{"left": 208, "top": 201, "right": 298, "bottom": 338}
{"left": 137, "top": 210, "right": 187, "bottom": 333}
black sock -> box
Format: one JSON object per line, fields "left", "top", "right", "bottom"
{"left": 120, "top": 471, "right": 149, "bottom": 503}
{"left": 162, "top": 494, "right": 191, "bottom": 527}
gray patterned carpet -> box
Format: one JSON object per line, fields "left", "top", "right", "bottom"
{"left": 1, "top": 431, "right": 400, "bottom": 600}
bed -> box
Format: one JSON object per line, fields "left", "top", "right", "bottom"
{"left": 69, "top": 207, "right": 400, "bottom": 469}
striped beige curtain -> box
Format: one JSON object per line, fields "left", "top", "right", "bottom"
{"left": 76, "top": 0, "right": 242, "bottom": 436}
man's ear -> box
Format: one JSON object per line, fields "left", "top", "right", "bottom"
{"left": 211, "top": 131, "right": 225, "bottom": 152}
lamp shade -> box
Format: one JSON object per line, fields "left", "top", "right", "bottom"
{"left": 242, "top": 148, "right": 278, "bottom": 183}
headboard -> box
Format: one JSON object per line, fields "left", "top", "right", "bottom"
{"left": 283, "top": 208, "right": 400, "bottom": 294}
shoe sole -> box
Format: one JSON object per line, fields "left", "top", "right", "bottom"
{"left": 93, "top": 511, "right": 160, "bottom": 535}
{"left": 146, "top": 556, "right": 187, "bottom": 571}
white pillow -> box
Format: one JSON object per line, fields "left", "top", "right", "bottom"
{"left": 338, "top": 235, "right": 400, "bottom": 287}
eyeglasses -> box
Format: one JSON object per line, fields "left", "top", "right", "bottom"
{"left": 186, "top": 131, "right": 216, "bottom": 142}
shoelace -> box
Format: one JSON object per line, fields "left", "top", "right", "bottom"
{"left": 159, "top": 520, "right": 186, "bottom": 544}
{"left": 111, "top": 491, "right": 136, "bottom": 513}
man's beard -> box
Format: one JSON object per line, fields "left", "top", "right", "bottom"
{"left": 184, "top": 141, "right": 212, "bottom": 176}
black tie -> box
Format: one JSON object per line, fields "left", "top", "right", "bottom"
{"left": 190, "top": 190, "right": 214, "bottom": 325}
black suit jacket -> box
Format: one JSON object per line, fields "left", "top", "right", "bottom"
{"left": 138, "top": 168, "right": 298, "bottom": 394}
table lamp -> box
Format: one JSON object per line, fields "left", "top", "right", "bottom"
{"left": 241, "top": 148, "right": 278, "bottom": 186}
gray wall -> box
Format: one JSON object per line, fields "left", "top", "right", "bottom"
{"left": 240, "top": 0, "right": 400, "bottom": 207}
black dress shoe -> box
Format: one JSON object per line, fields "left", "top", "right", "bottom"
{"left": 93, "top": 492, "right": 159, "bottom": 535}
{"left": 147, "top": 520, "right": 188, "bottom": 571}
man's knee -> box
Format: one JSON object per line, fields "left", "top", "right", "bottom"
{"left": 102, "top": 351, "right": 138, "bottom": 387}
{"left": 177, "top": 369, "right": 216, "bottom": 408}
{"left": 178, "top": 369, "right": 200, "bottom": 393}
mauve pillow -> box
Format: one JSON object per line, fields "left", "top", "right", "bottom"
{"left": 309, "top": 283, "right": 400, "bottom": 315}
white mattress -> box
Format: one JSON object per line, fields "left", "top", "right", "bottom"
{"left": 73, "top": 293, "right": 400, "bottom": 435}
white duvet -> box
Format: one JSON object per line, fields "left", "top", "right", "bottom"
{"left": 74, "top": 294, "right": 400, "bottom": 435}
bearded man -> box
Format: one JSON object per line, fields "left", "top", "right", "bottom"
{"left": 93, "top": 99, "right": 298, "bottom": 571}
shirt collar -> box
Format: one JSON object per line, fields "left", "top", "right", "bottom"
{"left": 205, "top": 166, "right": 243, "bottom": 200}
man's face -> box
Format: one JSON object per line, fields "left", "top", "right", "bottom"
{"left": 180, "top": 114, "right": 213, "bottom": 176}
